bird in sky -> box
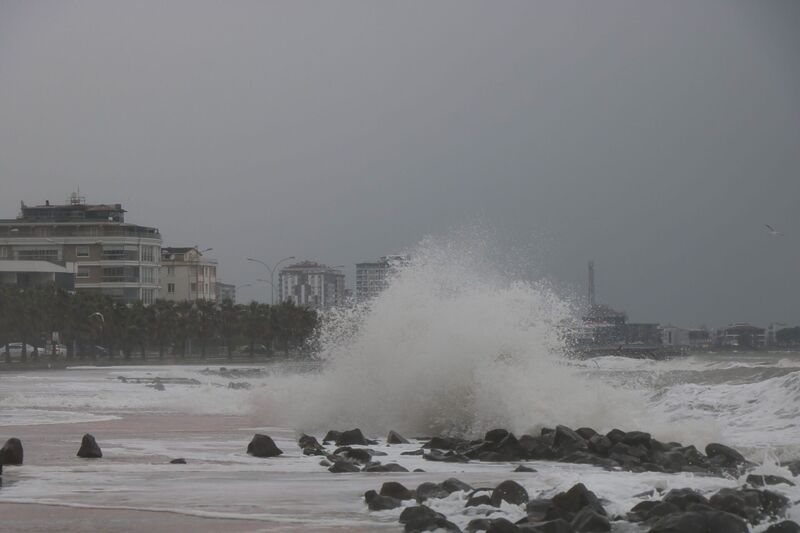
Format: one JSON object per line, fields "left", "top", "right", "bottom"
{"left": 765, "top": 224, "right": 784, "bottom": 236}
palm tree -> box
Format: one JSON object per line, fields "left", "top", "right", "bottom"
{"left": 195, "top": 299, "right": 218, "bottom": 358}
{"left": 218, "top": 299, "right": 240, "bottom": 359}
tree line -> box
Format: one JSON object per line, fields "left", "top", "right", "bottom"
{"left": 0, "top": 284, "right": 318, "bottom": 361}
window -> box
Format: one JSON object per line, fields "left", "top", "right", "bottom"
{"left": 76, "top": 246, "right": 90, "bottom": 257}
{"left": 142, "top": 289, "right": 155, "bottom": 305}
{"left": 190, "top": 282, "right": 197, "bottom": 293}
{"left": 141, "top": 246, "right": 155, "bottom": 263}
{"left": 18, "top": 249, "right": 59, "bottom": 261}
{"left": 77, "top": 266, "right": 90, "bottom": 278}
{"left": 167, "top": 283, "right": 175, "bottom": 293}
{"left": 167, "top": 266, "right": 175, "bottom": 276}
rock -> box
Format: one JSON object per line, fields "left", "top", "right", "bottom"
{"left": 399, "top": 505, "right": 444, "bottom": 524}
{"left": 575, "top": 428, "right": 598, "bottom": 440}
{"left": 323, "top": 430, "right": 341, "bottom": 443}
{"left": 319, "top": 459, "right": 331, "bottom": 467}
{"left": 622, "top": 431, "right": 651, "bottom": 447}
{"left": 491, "top": 480, "right": 529, "bottom": 506}
{"left": 514, "top": 465, "right": 536, "bottom": 472}
{"left": 387, "top": 430, "right": 410, "bottom": 444}
{"left": 486, "top": 518, "right": 521, "bottom": 532}
{"left": 336, "top": 428, "right": 370, "bottom": 446}
{"left": 328, "top": 459, "right": 360, "bottom": 473}
{"left": 334, "top": 447, "right": 373, "bottom": 463}
{"left": 519, "top": 434, "right": 557, "bottom": 460}
{"left": 781, "top": 459, "right": 800, "bottom": 476}
{"left": 381, "top": 481, "right": 414, "bottom": 500}
{"left": 423, "top": 436, "right": 467, "bottom": 450}
{"left": 466, "top": 494, "right": 493, "bottom": 507}
{"left": 705, "top": 511, "right": 749, "bottom": 533}
{"left": 645, "top": 502, "right": 681, "bottom": 521}
{"left": 76, "top": 433, "right": 102, "bottom": 459}
{"left": 402, "top": 449, "right": 425, "bottom": 456}
{"left": 246, "top": 434, "right": 283, "bottom": 458}
{"left": 363, "top": 462, "right": 410, "bottom": 472}
{"left": 466, "top": 518, "right": 494, "bottom": 532}
{"left": 416, "top": 482, "right": 451, "bottom": 501}
{"left": 525, "top": 498, "right": 555, "bottom": 521}
{"left": 485, "top": 429, "right": 510, "bottom": 442}
{"left": 571, "top": 507, "right": 610, "bottom": 532}
{"left": 423, "top": 449, "right": 470, "bottom": 463}
{"left": 0, "top": 438, "right": 23, "bottom": 465}
{"left": 405, "top": 517, "right": 461, "bottom": 532}
{"left": 587, "top": 435, "right": 612, "bottom": 456}
{"left": 523, "top": 519, "right": 575, "bottom": 533}
{"left": 364, "top": 489, "right": 402, "bottom": 511}
{"left": 765, "top": 521, "right": 800, "bottom": 533}
{"left": 553, "top": 426, "right": 588, "bottom": 452}
{"left": 298, "top": 434, "right": 323, "bottom": 450}
{"left": 152, "top": 382, "right": 166, "bottom": 391}
{"left": 170, "top": 458, "right": 187, "bottom": 464}
{"left": 605, "top": 429, "right": 625, "bottom": 443}
{"left": 441, "top": 477, "right": 473, "bottom": 494}
{"left": 746, "top": 474, "right": 795, "bottom": 487}
{"left": 662, "top": 488, "right": 708, "bottom": 510}
{"left": 552, "top": 483, "right": 606, "bottom": 516}
{"left": 705, "top": 443, "right": 746, "bottom": 466}
{"left": 648, "top": 511, "right": 708, "bottom": 533}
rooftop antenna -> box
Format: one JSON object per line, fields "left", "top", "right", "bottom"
{"left": 588, "top": 260, "right": 595, "bottom": 308}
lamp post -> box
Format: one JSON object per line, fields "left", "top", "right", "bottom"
{"left": 246, "top": 256, "right": 295, "bottom": 305}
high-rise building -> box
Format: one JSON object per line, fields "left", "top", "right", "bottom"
{"left": 355, "top": 255, "right": 408, "bottom": 303}
{"left": 0, "top": 194, "right": 161, "bottom": 303}
{"left": 160, "top": 247, "right": 217, "bottom": 302}
{"left": 278, "top": 261, "right": 344, "bottom": 310}
{"left": 215, "top": 281, "right": 236, "bottom": 303}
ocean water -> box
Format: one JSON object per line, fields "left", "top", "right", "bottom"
{"left": 1, "top": 239, "right": 799, "bottom": 531}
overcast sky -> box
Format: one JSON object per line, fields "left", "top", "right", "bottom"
{"left": 1, "top": 0, "right": 798, "bottom": 326}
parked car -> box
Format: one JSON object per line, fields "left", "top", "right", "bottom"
{"left": 2, "top": 343, "right": 40, "bottom": 362}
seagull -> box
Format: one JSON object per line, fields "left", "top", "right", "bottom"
{"left": 765, "top": 224, "right": 784, "bottom": 237}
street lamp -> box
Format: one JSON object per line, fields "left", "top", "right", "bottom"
{"left": 246, "top": 255, "right": 295, "bottom": 305}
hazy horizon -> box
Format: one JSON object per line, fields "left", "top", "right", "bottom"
{"left": 2, "top": 0, "right": 799, "bottom": 327}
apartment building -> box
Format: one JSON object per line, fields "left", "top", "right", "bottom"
{"left": 0, "top": 194, "right": 161, "bottom": 303}
{"left": 355, "top": 255, "right": 409, "bottom": 302}
{"left": 215, "top": 281, "right": 236, "bottom": 303}
{"left": 160, "top": 247, "right": 217, "bottom": 301}
{"left": 278, "top": 261, "right": 344, "bottom": 310}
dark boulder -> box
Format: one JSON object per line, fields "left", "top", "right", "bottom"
{"left": 552, "top": 483, "right": 606, "bottom": 516}
{"left": 575, "top": 428, "right": 598, "bottom": 440}
{"left": 571, "top": 507, "right": 610, "bottom": 532}
{"left": 486, "top": 518, "right": 521, "bottom": 532}
{"left": 485, "top": 429, "right": 510, "bottom": 442}
{"left": 525, "top": 498, "right": 555, "bottom": 521}
{"left": 323, "top": 430, "right": 341, "bottom": 443}
{"left": 76, "top": 433, "right": 103, "bottom": 458}
{"left": 622, "top": 431, "right": 651, "bottom": 447}
{"left": 246, "top": 434, "right": 283, "bottom": 458}
{"left": 523, "top": 519, "right": 575, "bottom": 533}
{"left": 333, "top": 447, "right": 373, "bottom": 464}
{"left": 298, "top": 434, "right": 323, "bottom": 450}
{"left": 765, "top": 521, "right": 800, "bottom": 533}
{"left": 423, "top": 450, "right": 470, "bottom": 463}
{"left": 363, "top": 462, "right": 410, "bottom": 472}
{"left": 441, "top": 477, "right": 473, "bottom": 493}
{"left": 587, "top": 435, "right": 612, "bottom": 456}
{"left": 648, "top": 511, "right": 708, "bottom": 533}
{"left": 466, "top": 518, "right": 494, "bottom": 532}
{"left": 519, "top": 434, "right": 557, "bottom": 460}
{"left": 0, "top": 438, "right": 23, "bottom": 465}
{"left": 747, "top": 474, "right": 795, "bottom": 487}
{"left": 514, "top": 464, "right": 536, "bottom": 472}
{"left": 466, "top": 494, "right": 493, "bottom": 507}
{"left": 328, "top": 459, "right": 360, "bottom": 473}
{"left": 605, "top": 429, "right": 625, "bottom": 443}
{"left": 644, "top": 502, "right": 681, "bottom": 522}
{"left": 336, "top": 428, "right": 371, "bottom": 446}
{"left": 388, "top": 430, "right": 410, "bottom": 444}
{"left": 364, "top": 489, "right": 402, "bottom": 511}
{"left": 553, "top": 426, "right": 588, "bottom": 452}
{"left": 405, "top": 517, "right": 461, "bottom": 532}
{"left": 423, "top": 436, "right": 467, "bottom": 450}
{"left": 380, "top": 481, "right": 414, "bottom": 500}
{"left": 705, "top": 511, "right": 749, "bottom": 533}
{"left": 705, "top": 443, "right": 746, "bottom": 466}
{"left": 399, "top": 505, "right": 444, "bottom": 524}
{"left": 662, "top": 488, "right": 708, "bottom": 510}
{"left": 170, "top": 458, "right": 187, "bottom": 464}
{"left": 491, "top": 479, "right": 529, "bottom": 506}
{"left": 416, "top": 481, "right": 451, "bottom": 501}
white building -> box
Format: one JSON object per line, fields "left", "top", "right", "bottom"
{"left": 0, "top": 195, "right": 161, "bottom": 304}
{"left": 0, "top": 259, "right": 76, "bottom": 290}
{"left": 278, "top": 261, "right": 344, "bottom": 310}
{"left": 661, "top": 325, "right": 690, "bottom": 346}
{"left": 355, "top": 255, "right": 408, "bottom": 303}
{"left": 160, "top": 247, "right": 217, "bottom": 302}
